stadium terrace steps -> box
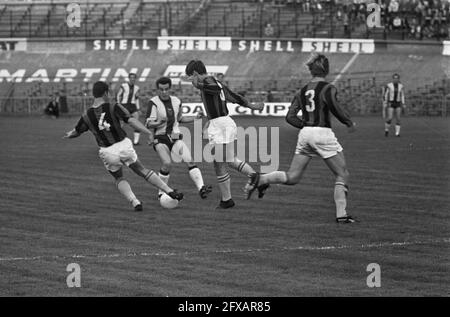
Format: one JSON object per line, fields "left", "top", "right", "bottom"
{"left": 0, "top": 1, "right": 330, "bottom": 39}
{"left": 1, "top": 49, "right": 448, "bottom": 115}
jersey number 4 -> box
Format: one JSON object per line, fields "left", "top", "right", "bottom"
{"left": 98, "top": 112, "right": 111, "bottom": 131}
{"left": 305, "top": 90, "right": 316, "bottom": 112}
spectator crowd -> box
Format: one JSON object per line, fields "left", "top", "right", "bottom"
{"left": 336, "top": 0, "right": 450, "bottom": 39}
{"left": 259, "top": 0, "right": 450, "bottom": 39}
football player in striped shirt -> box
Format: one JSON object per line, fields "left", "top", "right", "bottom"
{"left": 244, "top": 53, "right": 357, "bottom": 223}
{"left": 184, "top": 60, "right": 264, "bottom": 209}
{"left": 145, "top": 76, "right": 212, "bottom": 200}
{"left": 117, "top": 73, "right": 141, "bottom": 145}
{"left": 384, "top": 73, "right": 406, "bottom": 137}
{"left": 64, "top": 81, "right": 183, "bottom": 211}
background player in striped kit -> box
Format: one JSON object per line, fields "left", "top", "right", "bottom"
{"left": 145, "top": 76, "right": 212, "bottom": 200}
{"left": 63, "top": 81, "right": 183, "bottom": 211}
{"left": 184, "top": 60, "right": 264, "bottom": 209}
{"left": 117, "top": 73, "right": 141, "bottom": 145}
{"left": 384, "top": 73, "right": 406, "bottom": 137}
{"left": 244, "top": 53, "right": 357, "bottom": 223}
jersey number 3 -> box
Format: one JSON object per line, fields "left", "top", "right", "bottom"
{"left": 305, "top": 90, "right": 316, "bottom": 112}
{"left": 98, "top": 112, "right": 111, "bottom": 131}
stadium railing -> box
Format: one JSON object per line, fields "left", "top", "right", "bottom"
{"left": 0, "top": 96, "right": 89, "bottom": 115}
{"left": 1, "top": 94, "right": 449, "bottom": 117}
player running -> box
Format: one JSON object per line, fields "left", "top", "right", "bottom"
{"left": 145, "top": 76, "right": 212, "bottom": 200}
{"left": 63, "top": 81, "right": 183, "bottom": 211}
{"left": 117, "top": 73, "right": 141, "bottom": 145}
{"left": 244, "top": 53, "right": 357, "bottom": 223}
{"left": 384, "top": 73, "right": 406, "bottom": 137}
{"left": 184, "top": 60, "right": 264, "bottom": 209}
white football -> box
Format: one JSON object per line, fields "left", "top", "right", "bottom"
{"left": 159, "top": 193, "right": 179, "bottom": 209}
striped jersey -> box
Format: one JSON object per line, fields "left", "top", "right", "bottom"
{"left": 75, "top": 102, "right": 131, "bottom": 147}
{"left": 286, "top": 81, "right": 353, "bottom": 129}
{"left": 118, "top": 83, "right": 139, "bottom": 105}
{"left": 145, "top": 96, "right": 182, "bottom": 135}
{"left": 197, "top": 76, "right": 249, "bottom": 119}
{"left": 384, "top": 82, "right": 405, "bottom": 104}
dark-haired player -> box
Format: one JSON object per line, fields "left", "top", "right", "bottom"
{"left": 117, "top": 73, "right": 141, "bottom": 145}
{"left": 184, "top": 60, "right": 264, "bottom": 209}
{"left": 244, "top": 53, "right": 357, "bottom": 223}
{"left": 145, "top": 76, "right": 212, "bottom": 199}
{"left": 64, "top": 81, "right": 183, "bottom": 211}
{"left": 384, "top": 73, "right": 405, "bottom": 137}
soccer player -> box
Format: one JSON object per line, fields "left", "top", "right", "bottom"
{"left": 63, "top": 81, "right": 183, "bottom": 211}
{"left": 384, "top": 73, "right": 406, "bottom": 137}
{"left": 184, "top": 60, "right": 264, "bottom": 209}
{"left": 117, "top": 73, "right": 141, "bottom": 145}
{"left": 145, "top": 76, "right": 212, "bottom": 199}
{"left": 244, "top": 53, "right": 357, "bottom": 223}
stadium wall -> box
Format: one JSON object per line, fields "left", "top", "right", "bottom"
{"left": 1, "top": 36, "right": 449, "bottom": 116}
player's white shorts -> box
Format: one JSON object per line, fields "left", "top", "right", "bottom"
{"left": 98, "top": 138, "right": 138, "bottom": 172}
{"left": 207, "top": 115, "right": 237, "bottom": 145}
{"left": 295, "top": 127, "right": 343, "bottom": 159}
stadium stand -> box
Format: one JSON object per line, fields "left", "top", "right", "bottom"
{"left": 1, "top": 1, "right": 449, "bottom": 40}
{"left": 1, "top": 47, "right": 449, "bottom": 116}
{"left": 0, "top": 0, "right": 449, "bottom": 116}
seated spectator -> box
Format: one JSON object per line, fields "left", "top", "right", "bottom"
{"left": 264, "top": 23, "right": 274, "bottom": 36}
{"left": 438, "top": 25, "right": 449, "bottom": 39}
{"left": 44, "top": 95, "right": 59, "bottom": 119}
{"left": 415, "top": 25, "right": 423, "bottom": 40}
{"left": 266, "top": 90, "right": 274, "bottom": 102}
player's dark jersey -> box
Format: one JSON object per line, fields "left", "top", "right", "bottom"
{"left": 286, "top": 81, "right": 353, "bottom": 129}
{"left": 75, "top": 102, "right": 131, "bottom": 147}
{"left": 198, "top": 76, "right": 249, "bottom": 120}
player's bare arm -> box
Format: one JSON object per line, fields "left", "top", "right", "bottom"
{"left": 135, "top": 90, "right": 141, "bottom": 113}
{"left": 145, "top": 118, "right": 166, "bottom": 128}
{"left": 116, "top": 86, "right": 124, "bottom": 103}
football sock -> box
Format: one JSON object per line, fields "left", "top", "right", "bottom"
{"left": 384, "top": 122, "right": 390, "bottom": 132}
{"left": 144, "top": 170, "right": 172, "bottom": 194}
{"left": 116, "top": 179, "right": 140, "bottom": 207}
{"left": 395, "top": 125, "right": 401, "bottom": 135}
{"left": 259, "top": 171, "right": 288, "bottom": 185}
{"left": 188, "top": 166, "right": 204, "bottom": 191}
{"left": 217, "top": 173, "right": 232, "bottom": 201}
{"left": 334, "top": 182, "right": 348, "bottom": 218}
{"left": 230, "top": 158, "right": 255, "bottom": 176}
{"left": 133, "top": 132, "right": 140, "bottom": 144}
{"left": 158, "top": 170, "right": 170, "bottom": 196}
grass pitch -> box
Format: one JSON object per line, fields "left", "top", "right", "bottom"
{"left": 0, "top": 116, "right": 449, "bottom": 296}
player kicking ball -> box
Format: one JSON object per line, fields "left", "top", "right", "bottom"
{"left": 184, "top": 60, "right": 264, "bottom": 209}
{"left": 244, "top": 53, "right": 357, "bottom": 223}
{"left": 145, "top": 76, "right": 212, "bottom": 200}
{"left": 63, "top": 81, "right": 183, "bottom": 211}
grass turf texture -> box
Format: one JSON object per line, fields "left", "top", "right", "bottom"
{"left": 0, "top": 116, "right": 449, "bottom": 296}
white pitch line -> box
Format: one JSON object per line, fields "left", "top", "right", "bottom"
{"left": 332, "top": 52, "right": 360, "bottom": 85}
{"left": 122, "top": 49, "right": 134, "bottom": 67}
{"left": 0, "top": 238, "right": 448, "bottom": 263}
